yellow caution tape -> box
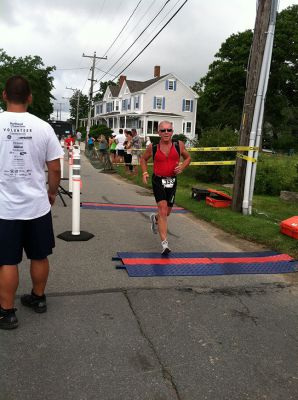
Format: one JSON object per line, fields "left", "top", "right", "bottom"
{"left": 236, "top": 153, "right": 257, "bottom": 163}
{"left": 188, "top": 146, "right": 259, "bottom": 152}
{"left": 190, "top": 161, "right": 236, "bottom": 166}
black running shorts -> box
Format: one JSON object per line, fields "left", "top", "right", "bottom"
{"left": 0, "top": 211, "right": 55, "bottom": 265}
{"left": 152, "top": 174, "right": 177, "bottom": 207}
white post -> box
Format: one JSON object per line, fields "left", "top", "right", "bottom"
{"left": 71, "top": 146, "right": 81, "bottom": 235}
{"left": 60, "top": 140, "right": 65, "bottom": 179}
{"left": 68, "top": 146, "right": 73, "bottom": 193}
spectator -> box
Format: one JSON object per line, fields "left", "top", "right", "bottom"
{"left": 123, "top": 131, "right": 133, "bottom": 173}
{"left": 76, "top": 130, "right": 82, "bottom": 144}
{"left": 98, "top": 134, "right": 108, "bottom": 163}
{"left": 145, "top": 136, "right": 151, "bottom": 148}
{"left": 115, "top": 128, "right": 125, "bottom": 164}
{"left": 0, "top": 75, "right": 63, "bottom": 330}
{"left": 109, "top": 133, "right": 117, "bottom": 164}
{"left": 131, "top": 128, "right": 142, "bottom": 175}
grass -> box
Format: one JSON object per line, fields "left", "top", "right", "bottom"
{"left": 113, "top": 164, "right": 298, "bottom": 258}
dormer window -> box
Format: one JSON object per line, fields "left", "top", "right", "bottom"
{"left": 165, "top": 79, "right": 176, "bottom": 91}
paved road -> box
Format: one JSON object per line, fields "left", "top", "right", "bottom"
{"left": 1, "top": 153, "right": 297, "bottom": 400}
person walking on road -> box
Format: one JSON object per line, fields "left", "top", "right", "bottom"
{"left": 0, "top": 75, "right": 63, "bottom": 330}
{"left": 140, "top": 121, "right": 191, "bottom": 255}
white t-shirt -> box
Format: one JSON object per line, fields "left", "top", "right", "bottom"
{"left": 0, "top": 111, "right": 64, "bottom": 220}
{"left": 115, "top": 133, "right": 125, "bottom": 150}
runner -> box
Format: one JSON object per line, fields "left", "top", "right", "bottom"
{"left": 140, "top": 121, "right": 191, "bottom": 254}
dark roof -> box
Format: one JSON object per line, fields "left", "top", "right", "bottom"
{"left": 105, "top": 74, "right": 167, "bottom": 98}
{"left": 126, "top": 75, "right": 167, "bottom": 93}
{"left": 109, "top": 85, "right": 120, "bottom": 97}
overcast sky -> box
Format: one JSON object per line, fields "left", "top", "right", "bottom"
{"left": 0, "top": 0, "right": 296, "bottom": 120}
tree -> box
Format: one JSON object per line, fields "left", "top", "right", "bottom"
{"left": 265, "top": 5, "right": 298, "bottom": 143}
{"left": 69, "top": 91, "right": 89, "bottom": 124}
{"left": 193, "top": 30, "right": 253, "bottom": 132}
{"left": 0, "top": 49, "right": 55, "bottom": 121}
{"left": 193, "top": 5, "right": 298, "bottom": 145}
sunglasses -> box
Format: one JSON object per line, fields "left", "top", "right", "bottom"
{"left": 159, "top": 128, "right": 173, "bottom": 133}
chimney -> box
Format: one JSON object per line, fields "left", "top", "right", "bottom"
{"left": 119, "top": 75, "right": 126, "bottom": 88}
{"left": 154, "top": 65, "right": 160, "bottom": 78}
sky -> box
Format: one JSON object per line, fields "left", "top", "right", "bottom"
{"left": 0, "top": 0, "right": 296, "bottom": 120}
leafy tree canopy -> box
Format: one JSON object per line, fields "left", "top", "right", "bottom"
{"left": 0, "top": 49, "right": 55, "bottom": 121}
{"left": 69, "top": 91, "right": 89, "bottom": 123}
{"left": 193, "top": 5, "right": 298, "bottom": 147}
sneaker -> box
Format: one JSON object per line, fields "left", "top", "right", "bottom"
{"left": 150, "top": 213, "right": 158, "bottom": 234}
{"left": 161, "top": 240, "right": 171, "bottom": 255}
{"left": 21, "top": 291, "right": 47, "bottom": 313}
{"left": 0, "top": 307, "right": 18, "bottom": 330}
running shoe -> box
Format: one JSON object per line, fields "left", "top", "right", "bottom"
{"left": 150, "top": 213, "right": 158, "bottom": 234}
{"left": 161, "top": 240, "right": 171, "bottom": 255}
{"left": 21, "top": 291, "right": 47, "bottom": 313}
{"left": 0, "top": 307, "right": 18, "bottom": 330}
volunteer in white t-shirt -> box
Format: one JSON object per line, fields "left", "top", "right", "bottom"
{"left": 0, "top": 75, "right": 63, "bottom": 330}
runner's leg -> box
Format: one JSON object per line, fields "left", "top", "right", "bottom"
{"left": 157, "top": 200, "right": 168, "bottom": 242}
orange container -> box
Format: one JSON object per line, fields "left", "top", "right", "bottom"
{"left": 205, "top": 189, "right": 232, "bottom": 208}
{"left": 280, "top": 216, "right": 298, "bottom": 240}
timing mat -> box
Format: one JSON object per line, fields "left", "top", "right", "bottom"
{"left": 81, "top": 202, "right": 188, "bottom": 213}
{"left": 114, "top": 251, "right": 298, "bottom": 277}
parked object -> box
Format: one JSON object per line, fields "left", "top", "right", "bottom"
{"left": 205, "top": 189, "right": 232, "bottom": 208}
{"left": 280, "top": 216, "right": 298, "bottom": 240}
{"left": 191, "top": 188, "right": 210, "bottom": 201}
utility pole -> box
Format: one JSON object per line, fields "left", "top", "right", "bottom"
{"left": 232, "top": 0, "right": 272, "bottom": 212}
{"left": 66, "top": 87, "right": 81, "bottom": 130}
{"left": 57, "top": 102, "right": 64, "bottom": 121}
{"left": 82, "top": 52, "right": 107, "bottom": 139}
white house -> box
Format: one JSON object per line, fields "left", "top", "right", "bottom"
{"left": 82, "top": 66, "right": 198, "bottom": 139}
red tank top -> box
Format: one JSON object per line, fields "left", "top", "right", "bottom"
{"left": 153, "top": 143, "right": 180, "bottom": 177}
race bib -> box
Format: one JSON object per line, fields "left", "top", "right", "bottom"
{"left": 162, "top": 177, "right": 175, "bottom": 188}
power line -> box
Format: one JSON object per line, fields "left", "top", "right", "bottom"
{"left": 94, "top": 0, "right": 153, "bottom": 75}
{"left": 113, "top": 0, "right": 189, "bottom": 81}
{"left": 111, "top": 0, "right": 182, "bottom": 79}
{"left": 101, "top": 0, "right": 143, "bottom": 58}
{"left": 95, "top": 0, "right": 171, "bottom": 84}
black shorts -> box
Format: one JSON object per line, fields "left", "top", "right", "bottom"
{"left": 0, "top": 211, "right": 55, "bottom": 265}
{"left": 117, "top": 149, "right": 124, "bottom": 157}
{"left": 152, "top": 174, "right": 177, "bottom": 207}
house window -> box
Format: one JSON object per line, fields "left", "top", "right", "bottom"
{"left": 122, "top": 99, "right": 126, "bottom": 111}
{"left": 114, "top": 101, "right": 119, "bottom": 111}
{"left": 168, "top": 80, "right": 175, "bottom": 90}
{"left": 127, "top": 99, "right": 131, "bottom": 110}
{"left": 156, "top": 97, "right": 162, "bottom": 110}
{"left": 134, "top": 96, "right": 139, "bottom": 110}
{"left": 154, "top": 96, "right": 165, "bottom": 110}
{"left": 106, "top": 102, "right": 113, "bottom": 113}
{"left": 96, "top": 105, "right": 100, "bottom": 115}
{"left": 186, "top": 122, "right": 192, "bottom": 133}
{"left": 182, "top": 99, "right": 194, "bottom": 112}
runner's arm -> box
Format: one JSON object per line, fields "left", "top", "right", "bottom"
{"left": 174, "top": 141, "right": 191, "bottom": 175}
{"left": 47, "top": 158, "right": 61, "bottom": 205}
{"left": 140, "top": 144, "right": 153, "bottom": 184}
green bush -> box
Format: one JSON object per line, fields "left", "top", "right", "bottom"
{"left": 254, "top": 155, "right": 298, "bottom": 195}
{"left": 187, "top": 127, "right": 238, "bottom": 183}
{"left": 90, "top": 124, "right": 113, "bottom": 139}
